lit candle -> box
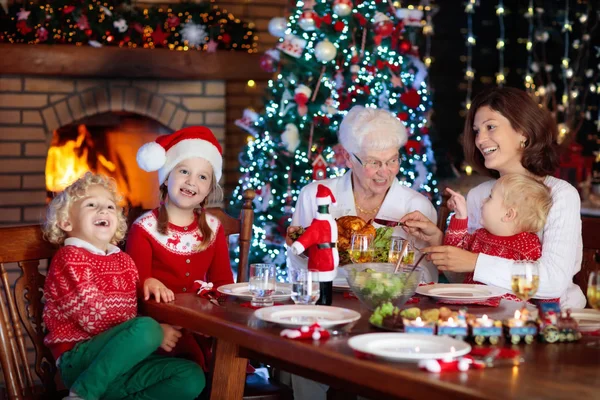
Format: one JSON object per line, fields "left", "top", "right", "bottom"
{"left": 477, "top": 314, "right": 493, "bottom": 327}
{"left": 444, "top": 317, "right": 458, "bottom": 327}
{"left": 512, "top": 310, "right": 524, "bottom": 327}
{"left": 413, "top": 317, "right": 425, "bottom": 327}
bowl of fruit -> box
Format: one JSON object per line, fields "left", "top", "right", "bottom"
{"left": 342, "top": 263, "right": 423, "bottom": 311}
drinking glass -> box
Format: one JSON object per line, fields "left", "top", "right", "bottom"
{"left": 248, "top": 263, "right": 277, "bottom": 307}
{"left": 388, "top": 237, "right": 407, "bottom": 264}
{"left": 587, "top": 271, "right": 600, "bottom": 347}
{"left": 511, "top": 260, "right": 540, "bottom": 303}
{"left": 289, "top": 269, "right": 320, "bottom": 305}
{"left": 350, "top": 233, "right": 374, "bottom": 263}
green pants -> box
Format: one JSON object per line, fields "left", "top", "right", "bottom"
{"left": 59, "top": 317, "right": 205, "bottom": 400}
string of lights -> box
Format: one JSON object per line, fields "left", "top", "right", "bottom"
{"left": 464, "top": 0, "right": 478, "bottom": 110}
{"left": 523, "top": 0, "right": 535, "bottom": 91}
{"left": 495, "top": 0, "right": 505, "bottom": 86}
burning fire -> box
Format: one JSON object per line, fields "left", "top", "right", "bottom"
{"left": 45, "top": 124, "right": 117, "bottom": 193}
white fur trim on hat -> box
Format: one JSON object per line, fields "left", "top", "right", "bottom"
{"left": 157, "top": 138, "right": 223, "bottom": 185}
{"left": 136, "top": 142, "right": 167, "bottom": 172}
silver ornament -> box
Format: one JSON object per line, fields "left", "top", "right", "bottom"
{"left": 314, "top": 40, "right": 337, "bottom": 62}
{"left": 268, "top": 17, "right": 287, "bottom": 38}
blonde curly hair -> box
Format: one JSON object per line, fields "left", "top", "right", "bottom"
{"left": 42, "top": 172, "right": 128, "bottom": 245}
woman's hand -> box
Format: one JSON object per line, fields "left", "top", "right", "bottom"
{"left": 445, "top": 188, "right": 467, "bottom": 219}
{"left": 399, "top": 211, "right": 443, "bottom": 246}
{"left": 159, "top": 324, "right": 182, "bottom": 352}
{"left": 286, "top": 226, "right": 302, "bottom": 246}
{"left": 144, "top": 278, "right": 175, "bottom": 303}
{"left": 421, "top": 246, "right": 479, "bottom": 273}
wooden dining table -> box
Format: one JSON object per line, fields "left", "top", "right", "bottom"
{"left": 139, "top": 292, "right": 600, "bottom": 400}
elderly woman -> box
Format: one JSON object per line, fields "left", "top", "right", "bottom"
{"left": 401, "top": 87, "right": 586, "bottom": 309}
{"left": 287, "top": 105, "right": 438, "bottom": 282}
{"left": 286, "top": 105, "right": 438, "bottom": 400}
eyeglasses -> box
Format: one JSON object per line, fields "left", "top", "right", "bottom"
{"left": 352, "top": 153, "right": 400, "bottom": 171}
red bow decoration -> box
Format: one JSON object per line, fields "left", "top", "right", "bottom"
{"left": 280, "top": 323, "right": 331, "bottom": 340}
{"left": 400, "top": 88, "right": 421, "bottom": 109}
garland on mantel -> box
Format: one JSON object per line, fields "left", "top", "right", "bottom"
{"left": 0, "top": 0, "right": 257, "bottom": 53}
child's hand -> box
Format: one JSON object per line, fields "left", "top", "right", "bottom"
{"left": 159, "top": 324, "right": 182, "bottom": 352}
{"left": 144, "top": 278, "right": 175, "bottom": 303}
{"left": 446, "top": 188, "right": 467, "bottom": 219}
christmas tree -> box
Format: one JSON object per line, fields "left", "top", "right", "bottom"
{"left": 231, "top": 0, "right": 439, "bottom": 279}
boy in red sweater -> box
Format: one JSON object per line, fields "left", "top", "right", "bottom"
{"left": 42, "top": 172, "right": 204, "bottom": 400}
{"left": 443, "top": 174, "right": 552, "bottom": 284}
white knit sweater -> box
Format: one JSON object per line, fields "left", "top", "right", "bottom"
{"left": 467, "top": 176, "right": 586, "bottom": 309}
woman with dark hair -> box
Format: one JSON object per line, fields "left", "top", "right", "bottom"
{"left": 401, "top": 87, "right": 586, "bottom": 308}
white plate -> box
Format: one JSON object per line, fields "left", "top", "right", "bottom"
{"left": 217, "top": 282, "right": 292, "bottom": 301}
{"left": 570, "top": 309, "right": 600, "bottom": 332}
{"left": 333, "top": 277, "right": 350, "bottom": 290}
{"left": 254, "top": 305, "right": 361, "bottom": 328}
{"left": 348, "top": 333, "right": 471, "bottom": 362}
{"left": 416, "top": 284, "right": 507, "bottom": 301}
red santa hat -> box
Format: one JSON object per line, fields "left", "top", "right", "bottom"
{"left": 316, "top": 184, "right": 336, "bottom": 206}
{"left": 136, "top": 126, "right": 223, "bottom": 185}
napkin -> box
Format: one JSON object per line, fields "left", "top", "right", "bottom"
{"left": 280, "top": 323, "right": 330, "bottom": 340}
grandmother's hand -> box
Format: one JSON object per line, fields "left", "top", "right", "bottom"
{"left": 399, "top": 211, "right": 443, "bottom": 246}
{"left": 421, "top": 246, "right": 478, "bottom": 273}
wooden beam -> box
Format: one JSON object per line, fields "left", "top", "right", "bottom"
{"left": 0, "top": 44, "right": 272, "bottom": 81}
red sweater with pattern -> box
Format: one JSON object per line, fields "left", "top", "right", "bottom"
{"left": 126, "top": 209, "right": 234, "bottom": 294}
{"left": 43, "top": 246, "right": 139, "bottom": 360}
{"left": 444, "top": 217, "right": 542, "bottom": 284}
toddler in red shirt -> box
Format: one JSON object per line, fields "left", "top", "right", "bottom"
{"left": 42, "top": 172, "right": 204, "bottom": 400}
{"left": 443, "top": 174, "right": 552, "bottom": 283}
{"left": 127, "top": 126, "right": 234, "bottom": 370}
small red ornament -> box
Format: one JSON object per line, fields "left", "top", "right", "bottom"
{"left": 322, "top": 14, "right": 333, "bottom": 25}
{"left": 354, "top": 13, "right": 367, "bottom": 27}
{"left": 85, "top": 29, "right": 93, "bottom": 37}
{"left": 373, "top": 12, "right": 393, "bottom": 38}
{"left": 333, "top": 20, "right": 345, "bottom": 32}
{"left": 167, "top": 16, "right": 180, "bottom": 28}
{"left": 222, "top": 33, "right": 231, "bottom": 44}
{"left": 312, "top": 154, "right": 328, "bottom": 180}
{"left": 398, "top": 38, "right": 412, "bottom": 54}
{"left": 37, "top": 27, "right": 48, "bottom": 42}
{"left": 17, "top": 20, "right": 32, "bottom": 35}
{"left": 63, "top": 5, "right": 75, "bottom": 14}
{"left": 77, "top": 14, "right": 90, "bottom": 30}
{"left": 259, "top": 49, "right": 280, "bottom": 73}
{"left": 400, "top": 88, "right": 421, "bottom": 109}
{"left": 397, "top": 112, "right": 409, "bottom": 121}
{"left": 404, "top": 139, "right": 421, "bottom": 155}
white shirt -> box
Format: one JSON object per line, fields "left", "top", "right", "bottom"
{"left": 467, "top": 176, "right": 586, "bottom": 309}
{"left": 287, "top": 171, "right": 439, "bottom": 283}
{"left": 64, "top": 237, "right": 121, "bottom": 256}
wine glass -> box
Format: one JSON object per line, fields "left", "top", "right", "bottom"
{"left": 388, "top": 237, "right": 406, "bottom": 264}
{"left": 511, "top": 260, "right": 540, "bottom": 304}
{"left": 289, "top": 269, "right": 320, "bottom": 305}
{"left": 587, "top": 271, "right": 600, "bottom": 347}
{"left": 350, "top": 233, "right": 374, "bottom": 263}
{"left": 248, "top": 263, "right": 277, "bottom": 307}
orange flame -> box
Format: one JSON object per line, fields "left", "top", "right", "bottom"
{"left": 45, "top": 125, "right": 119, "bottom": 193}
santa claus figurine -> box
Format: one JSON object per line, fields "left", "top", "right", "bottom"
{"left": 290, "top": 184, "right": 339, "bottom": 305}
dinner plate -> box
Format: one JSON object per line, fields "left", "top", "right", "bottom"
{"left": 569, "top": 309, "right": 600, "bottom": 332}
{"left": 416, "top": 284, "right": 507, "bottom": 301}
{"left": 348, "top": 333, "right": 471, "bottom": 362}
{"left": 217, "top": 282, "right": 292, "bottom": 301}
{"left": 332, "top": 277, "right": 350, "bottom": 291}
{"left": 253, "top": 305, "right": 361, "bottom": 328}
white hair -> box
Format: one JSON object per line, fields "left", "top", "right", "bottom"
{"left": 338, "top": 106, "right": 408, "bottom": 154}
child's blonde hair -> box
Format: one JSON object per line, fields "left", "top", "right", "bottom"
{"left": 157, "top": 170, "right": 223, "bottom": 251}
{"left": 43, "top": 172, "right": 128, "bottom": 245}
{"left": 496, "top": 174, "right": 552, "bottom": 233}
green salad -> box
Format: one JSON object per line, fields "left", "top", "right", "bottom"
{"left": 340, "top": 227, "right": 394, "bottom": 265}
{"left": 350, "top": 267, "right": 407, "bottom": 304}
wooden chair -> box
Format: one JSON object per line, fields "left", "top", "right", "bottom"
{"left": 574, "top": 217, "right": 600, "bottom": 307}
{"left": 0, "top": 225, "right": 62, "bottom": 400}
{"left": 207, "top": 189, "right": 256, "bottom": 283}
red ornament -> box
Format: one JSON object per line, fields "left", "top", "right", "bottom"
{"left": 132, "top": 23, "right": 144, "bottom": 34}
{"left": 37, "top": 27, "right": 48, "bottom": 42}
{"left": 398, "top": 38, "right": 412, "bottom": 54}
{"left": 333, "top": 21, "right": 345, "bottom": 32}
{"left": 354, "top": 14, "right": 367, "bottom": 27}
{"left": 259, "top": 49, "right": 280, "bottom": 73}
{"left": 400, "top": 89, "right": 421, "bottom": 109}
{"left": 84, "top": 29, "right": 93, "bottom": 37}
{"left": 312, "top": 154, "right": 328, "bottom": 180}
{"left": 167, "top": 16, "right": 180, "bottom": 29}
{"left": 77, "top": 14, "right": 90, "bottom": 30}
{"left": 151, "top": 25, "right": 170, "bottom": 46}
{"left": 16, "top": 20, "right": 32, "bottom": 35}
{"left": 222, "top": 33, "right": 231, "bottom": 44}
{"left": 63, "top": 5, "right": 75, "bottom": 14}
{"left": 373, "top": 12, "right": 393, "bottom": 38}
{"left": 322, "top": 14, "right": 333, "bottom": 25}
{"left": 397, "top": 112, "right": 409, "bottom": 121}
{"left": 404, "top": 139, "right": 422, "bottom": 155}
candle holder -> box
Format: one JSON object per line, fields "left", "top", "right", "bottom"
{"left": 537, "top": 302, "right": 581, "bottom": 343}
{"left": 437, "top": 312, "right": 469, "bottom": 339}
{"left": 403, "top": 317, "right": 435, "bottom": 335}
{"left": 503, "top": 309, "right": 537, "bottom": 344}
{"left": 468, "top": 314, "right": 502, "bottom": 345}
